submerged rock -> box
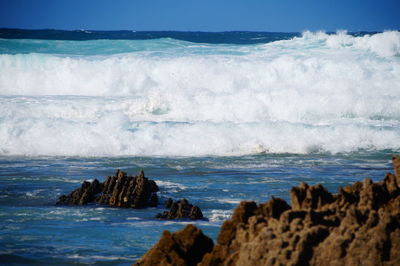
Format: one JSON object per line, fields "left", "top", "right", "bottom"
{"left": 57, "top": 170, "right": 159, "bottom": 208}
{"left": 136, "top": 156, "right": 400, "bottom": 265}
{"left": 156, "top": 198, "right": 204, "bottom": 220}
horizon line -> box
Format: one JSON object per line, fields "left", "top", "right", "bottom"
{"left": 0, "top": 27, "right": 391, "bottom": 34}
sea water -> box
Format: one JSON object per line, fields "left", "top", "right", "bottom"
{"left": 0, "top": 30, "right": 399, "bottom": 265}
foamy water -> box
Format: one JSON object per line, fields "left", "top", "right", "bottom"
{"left": 1, "top": 31, "right": 399, "bottom": 156}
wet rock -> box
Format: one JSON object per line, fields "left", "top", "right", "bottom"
{"left": 134, "top": 224, "right": 213, "bottom": 266}
{"left": 156, "top": 198, "right": 204, "bottom": 220}
{"left": 57, "top": 170, "right": 159, "bottom": 208}
{"left": 137, "top": 156, "right": 400, "bottom": 265}
{"left": 57, "top": 179, "right": 103, "bottom": 205}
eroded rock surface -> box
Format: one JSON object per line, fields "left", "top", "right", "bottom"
{"left": 136, "top": 156, "right": 400, "bottom": 265}
{"left": 57, "top": 170, "right": 159, "bottom": 208}
{"left": 156, "top": 198, "right": 204, "bottom": 220}
{"left": 134, "top": 224, "right": 213, "bottom": 266}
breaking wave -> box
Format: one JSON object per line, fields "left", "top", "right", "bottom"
{"left": 1, "top": 31, "right": 399, "bottom": 156}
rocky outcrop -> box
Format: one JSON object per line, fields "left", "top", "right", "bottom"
{"left": 134, "top": 224, "right": 213, "bottom": 266}
{"left": 155, "top": 198, "right": 204, "bottom": 220}
{"left": 57, "top": 178, "right": 103, "bottom": 205}
{"left": 57, "top": 170, "right": 159, "bottom": 208}
{"left": 136, "top": 155, "right": 400, "bottom": 265}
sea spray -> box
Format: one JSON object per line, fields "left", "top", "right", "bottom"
{"left": 0, "top": 31, "right": 399, "bottom": 156}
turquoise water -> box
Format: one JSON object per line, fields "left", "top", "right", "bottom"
{"left": 0, "top": 30, "right": 399, "bottom": 264}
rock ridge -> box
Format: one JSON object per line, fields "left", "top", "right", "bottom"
{"left": 57, "top": 170, "right": 159, "bottom": 208}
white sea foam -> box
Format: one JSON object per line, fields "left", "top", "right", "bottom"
{"left": 301, "top": 30, "right": 400, "bottom": 57}
{"left": 209, "top": 209, "right": 232, "bottom": 223}
{"left": 0, "top": 31, "right": 399, "bottom": 156}
{"left": 155, "top": 181, "right": 187, "bottom": 190}
{"left": 126, "top": 217, "right": 141, "bottom": 220}
{"left": 0, "top": 116, "right": 399, "bottom": 156}
{"left": 216, "top": 198, "right": 242, "bottom": 204}
{"left": 25, "top": 189, "right": 45, "bottom": 198}
{"left": 66, "top": 254, "right": 133, "bottom": 261}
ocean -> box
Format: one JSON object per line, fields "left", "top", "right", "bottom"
{"left": 0, "top": 29, "right": 399, "bottom": 265}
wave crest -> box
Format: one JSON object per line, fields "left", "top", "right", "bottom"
{"left": 1, "top": 31, "right": 399, "bottom": 156}
{"left": 301, "top": 30, "right": 400, "bottom": 57}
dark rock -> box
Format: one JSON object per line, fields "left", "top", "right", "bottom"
{"left": 164, "top": 198, "right": 173, "bottom": 208}
{"left": 156, "top": 198, "right": 204, "bottom": 220}
{"left": 137, "top": 155, "right": 400, "bottom": 265}
{"left": 134, "top": 224, "right": 213, "bottom": 266}
{"left": 57, "top": 170, "right": 159, "bottom": 209}
{"left": 56, "top": 178, "right": 103, "bottom": 205}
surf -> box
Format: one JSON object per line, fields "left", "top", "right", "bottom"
{"left": 0, "top": 31, "right": 399, "bottom": 156}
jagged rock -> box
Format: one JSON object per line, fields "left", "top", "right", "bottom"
{"left": 156, "top": 198, "right": 204, "bottom": 220}
{"left": 258, "top": 197, "right": 291, "bottom": 219}
{"left": 137, "top": 156, "right": 400, "bottom": 265}
{"left": 57, "top": 170, "right": 159, "bottom": 208}
{"left": 57, "top": 179, "right": 103, "bottom": 205}
{"left": 134, "top": 224, "right": 213, "bottom": 266}
{"left": 291, "top": 182, "right": 334, "bottom": 210}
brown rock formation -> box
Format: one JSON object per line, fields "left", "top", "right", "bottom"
{"left": 136, "top": 156, "right": 400, "bottom": 265}
{"left": 156, "top": 198, "right": 204, "bottom": 220}
{"left": 57, "top": 178, "right": 103, "bottom": 205}
{"left": 57, "top": 170, "right": 159, "bottom": 208}
{"left": 393, "top": 155, "right": 400, "bottom": 179}
{"left": 134, "top": 224, "right": 213, "bottom": 266}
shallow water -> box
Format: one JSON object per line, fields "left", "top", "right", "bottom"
{"left": 0, "top": 152, "right": 394, "bottom": 265}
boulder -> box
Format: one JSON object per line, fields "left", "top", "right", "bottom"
{"left": 57, "top": 170, "right": 159, "bottom": 208}
{"left": 134, "top": 224, "right": 213, "bottom": 266}
{"left": 156, "top": 198, "right": 204, "bottom": 220}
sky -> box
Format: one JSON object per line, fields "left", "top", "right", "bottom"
{"left": 0, "top": 0, "right": 399, "bottom": 32}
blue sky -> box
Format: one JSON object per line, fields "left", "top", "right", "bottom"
{"left": 0, "top": 0, "right": 399, "bottom": 32}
